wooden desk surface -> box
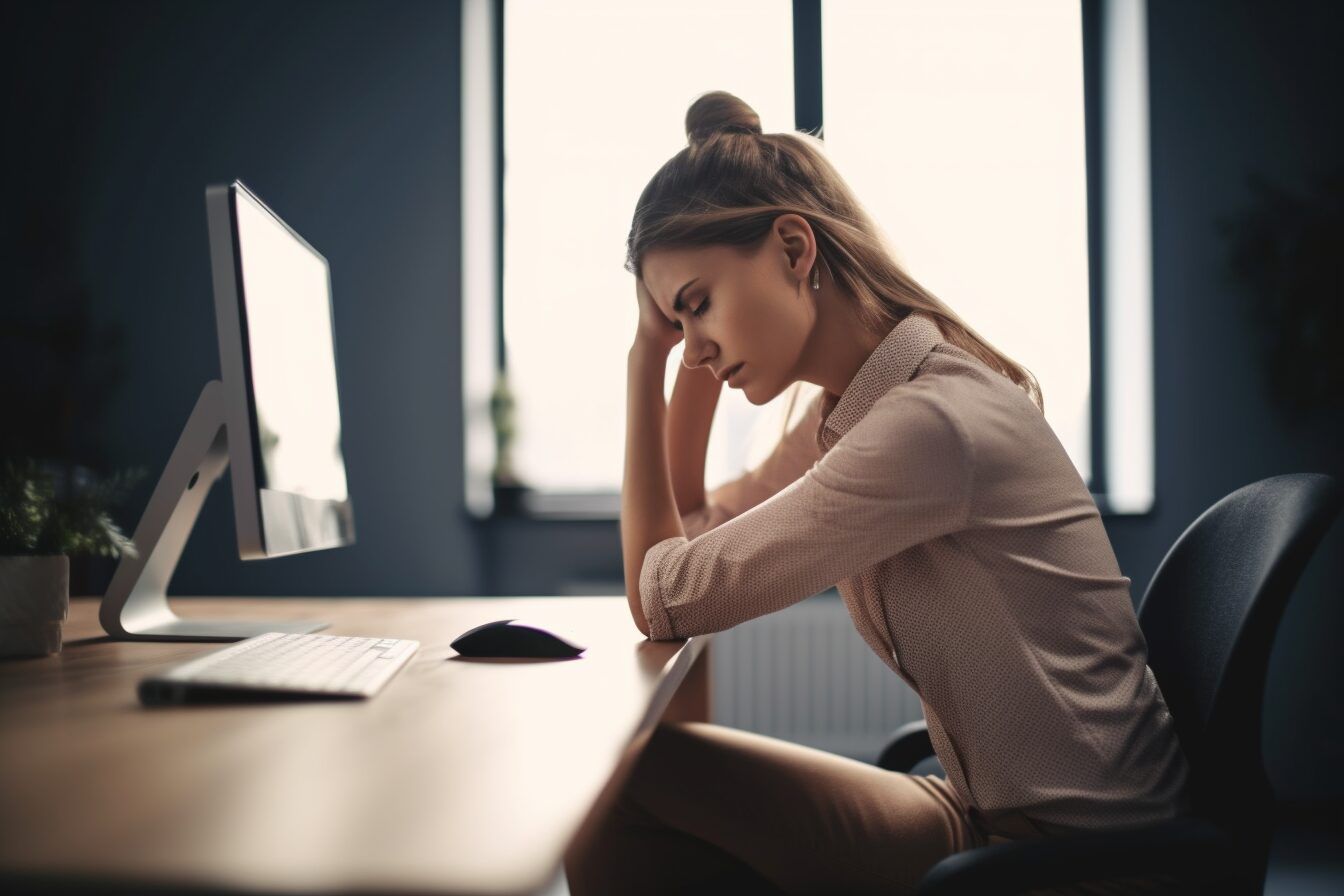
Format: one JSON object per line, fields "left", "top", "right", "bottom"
{"left": 0, "top": 596, "right": 709, "bottom": 895}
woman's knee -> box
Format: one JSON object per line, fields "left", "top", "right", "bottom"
{"left": 639, "top": 721, "right": 731, "bottom": 773}
{"left": 625, "top": 721, "right": 711, "bottom": 795}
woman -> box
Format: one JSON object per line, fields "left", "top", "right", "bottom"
{"left": 564, "top": 91, "right": 1191, "bottom": 895}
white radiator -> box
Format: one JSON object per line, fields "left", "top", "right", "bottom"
{"left": 557, "top": 582, "right": 926, "bottom": 761}
{"left": 709, "top": 590, "right": 924, "bottom": 762}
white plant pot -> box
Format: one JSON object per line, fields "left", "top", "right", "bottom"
{"left": 0, "top": 556, "right": 70, "bottom": 658}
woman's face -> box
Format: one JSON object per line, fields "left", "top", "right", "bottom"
{"left": 640, "top": 217, "right": 817, "bottom": 405}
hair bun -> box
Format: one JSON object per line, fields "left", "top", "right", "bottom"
{"left": 685, "top": 91, "right": 763, "bottom": 147}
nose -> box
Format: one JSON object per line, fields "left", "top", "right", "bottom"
{"left": 682, "top": 329, "right": 717, "bottom": 370}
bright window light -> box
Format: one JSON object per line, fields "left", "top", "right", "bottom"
{"left": 502, "top": 0, "right": 1091, "bottom": 497}
{"left": 823, "top": 0, "right": 1092, "bottom": 479}
{"left": 503, "top": 0, "right": 795, "bottom": 495}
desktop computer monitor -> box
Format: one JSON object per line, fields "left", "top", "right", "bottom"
{"left": 209, "top": 180, "right": 355, "bottom": 558}
{"left": 100, "top": 180, "right": 354, "bottom": 641}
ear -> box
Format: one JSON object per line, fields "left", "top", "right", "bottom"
{"left": 773, "top": 214, "right": 817, "bottom": 285}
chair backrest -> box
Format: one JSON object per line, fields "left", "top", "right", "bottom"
{"left": 1136, "top": 473, "right": 1340, "bottom": 826}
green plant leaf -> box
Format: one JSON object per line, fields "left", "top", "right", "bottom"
{"left": 0, "top": 457, "right": 144, "bottom": 558}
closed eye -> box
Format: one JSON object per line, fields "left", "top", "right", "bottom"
{"left": 671, "top": 298, "right": 709, "bottom": 332}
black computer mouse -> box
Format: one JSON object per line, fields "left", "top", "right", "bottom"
{"left": 449, "top": 619, "right": 586, "bottom": 658}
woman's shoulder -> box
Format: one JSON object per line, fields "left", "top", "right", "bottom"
{"left": 853, "top": 376, "right": 975, "bottom": 464}
{"left": 870, "top": 342, "right": 1047, "bottom": 456}
{"left": 897, "top": 342, "right": 1080, "bottom": 498}
{"left": 912, "top": 342, "right": 1039, "bottom": 413}
{"left": 921, "top": 341, "right": 1007, "bottom": 383}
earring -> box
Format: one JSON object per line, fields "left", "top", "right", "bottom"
{"left": 811, "top": 264, "right": 821, "bottom": 290}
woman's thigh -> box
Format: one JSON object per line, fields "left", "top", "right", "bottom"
{"left": 566, "top": 720, "right": 981, "bottom": 896}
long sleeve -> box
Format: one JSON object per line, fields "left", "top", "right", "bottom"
{"left": 642, "top": 386, "right": 972, "bottom": 640}
{"left": 641, "top": 311, "right": 1195, "bottom": 833}
{"left": 678, "top": 391, "right": 825, "bottom": 540}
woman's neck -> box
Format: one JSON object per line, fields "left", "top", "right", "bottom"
{"left": 796, "top": 292, "right": 888, "bottom": 398}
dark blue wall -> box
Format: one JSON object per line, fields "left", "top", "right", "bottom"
{"left": 1131, "top": 0, "right": 1343, "bottom": 807}
{"left": 4, "top": 0, "right": 482, "bottom": 597}
{"left": 4, "top": 0, "right": 1339, "bottom": 806}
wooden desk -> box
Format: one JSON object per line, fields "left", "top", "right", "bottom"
{"left": 0, "top": 596, "right": 711, "bottom": 895}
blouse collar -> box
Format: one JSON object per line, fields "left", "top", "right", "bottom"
{"left": 816, "top": 311, "right": 946, "bottom": 453}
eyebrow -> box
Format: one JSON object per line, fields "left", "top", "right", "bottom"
{"left": 670, "top": 278, "right": 699, "bottom": 314}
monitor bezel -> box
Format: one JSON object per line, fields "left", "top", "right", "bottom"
{"left": 205, "top": 179, "right": 355, "bottom": 559}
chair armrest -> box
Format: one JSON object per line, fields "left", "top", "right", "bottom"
{"left": 876, "top": 719, "right": 933, "bottom": 772}
{"left": 917, "top": 816, "right": 1236, "bottom": 896}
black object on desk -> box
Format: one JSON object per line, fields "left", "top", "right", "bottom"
{"left": 450, "top": 619, "right": 586, "bottom": 658}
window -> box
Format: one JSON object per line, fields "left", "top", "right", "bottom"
{"left": 462, "top": 0, "right": 1155, "bottom": 517}
{"left": 499, "top": 0, "right": 797, "bottom": 506}
{"left": 824, "top": 0, "right": 1091, "bottom": 479}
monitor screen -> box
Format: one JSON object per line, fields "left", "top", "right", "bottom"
{"left": 233, "top": 189, "right": 349, "bottom": 503}
{"left": 208, "top": 181, "right": 355, "bottom": 558}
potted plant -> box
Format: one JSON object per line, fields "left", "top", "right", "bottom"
{"left": 489, "top": 371, "right": 531, "bottom": 515}
{"left": 0, "top": 458, "right": 141, "bottom": 658}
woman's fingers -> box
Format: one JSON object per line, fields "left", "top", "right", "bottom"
{"left": 634, "top": 278, "right": 684, "bottom": 355}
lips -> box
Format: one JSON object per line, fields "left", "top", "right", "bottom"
{"left": 725, "top": 362, "right": 746, "bottom": 384}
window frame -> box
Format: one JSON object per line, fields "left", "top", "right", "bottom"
{"left": 462, "top": 0, "right": 1155, "bottom": 520}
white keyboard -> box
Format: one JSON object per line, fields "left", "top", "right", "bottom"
{"left": 138, "top": 632, "right": 420, "bottom": 704}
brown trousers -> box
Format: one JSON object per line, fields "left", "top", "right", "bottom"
{"left": 564, "top": 721, "right": 1181, "bottom": 896}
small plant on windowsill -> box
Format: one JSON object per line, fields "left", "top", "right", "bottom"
{"left": 0, "top": 458, "right": 143, "bottom": 658}
{"left": 489, "top": 371, "right": 531, "bottom": 516}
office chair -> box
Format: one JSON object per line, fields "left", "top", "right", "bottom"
{"left": 875, "top": 473, "right": 1342, "bottom": 895}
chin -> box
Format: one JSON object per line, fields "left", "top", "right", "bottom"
{"left": 743, "top": 377, "right": 781, "bottom": 406}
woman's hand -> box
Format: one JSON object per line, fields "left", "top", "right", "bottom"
{"left": 633, "top": 277, "right": 685, "bottom": 358}
{"left": 623, "top": 277, "right": 690, "bottom": 639}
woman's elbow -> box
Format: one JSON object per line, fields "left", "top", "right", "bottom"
{"left": 633, "top": 613, "right": 652, "bottom": 639}
{"left": 626, "top": 580, "right": 653, "bottom": 638}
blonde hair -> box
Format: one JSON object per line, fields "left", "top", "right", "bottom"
{"left": 625, "top": 90, "right": 1045, "bottom": 437}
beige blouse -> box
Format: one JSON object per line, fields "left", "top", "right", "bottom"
{"left": 639, "top": 311, "right": 1191, "bottom": 835}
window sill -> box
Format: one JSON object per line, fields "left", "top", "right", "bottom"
{"left": 469, "top": 489, "right": 1152, "bottom": 521}
{"left": 469, "top": 488, "right": 622, "bottom": 522}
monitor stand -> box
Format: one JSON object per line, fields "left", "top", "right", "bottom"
{"left": 100, "top": 379, "right": 327, "bottom": 641}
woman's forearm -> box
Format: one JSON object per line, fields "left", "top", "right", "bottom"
{"left": 622, "top": 342, "right": 686, "bottom": 638}
{"left": 666, "top": 361, "right": 722, "bottom": 515}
